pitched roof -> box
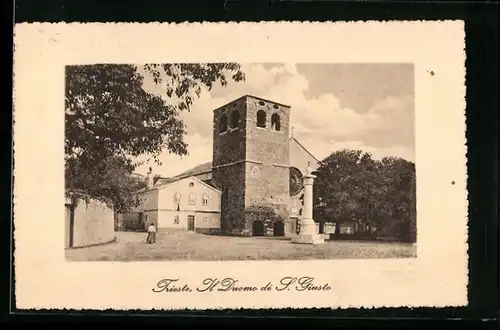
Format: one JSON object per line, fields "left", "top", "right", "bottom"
{"left": 289, "top": 136, "right": 321, "bottom": 163}
{"left": 173, "top": 161, "right": 213, "bottom": 180}
{"left": 155, "top": 175, "right": 221, "bottom": 193}
{"left": 156, "top": 177, "right": 177, "bottom": 185}
{"left": 135, "top": 162, "right": 212, "bottom": 193}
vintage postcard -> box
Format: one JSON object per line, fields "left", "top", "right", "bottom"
{"left": 13, "top": 21, "right": 467, "bottom": 310}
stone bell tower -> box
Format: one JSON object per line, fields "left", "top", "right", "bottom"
{"left": 212, "top": 95, "right": 291, "bottom": 236}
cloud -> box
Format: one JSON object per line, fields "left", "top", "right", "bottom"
{"left": 231, "top": 64, "right": 414, "bottom": 161}
{"left": 318, "top": 95, "right": 415, "bottom": 150}
{"left": 136, "top": 63, "right": 415, "bottom": 176}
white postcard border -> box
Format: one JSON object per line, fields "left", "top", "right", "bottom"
{"left": 13, "top": 21, "right": 468, "bottom": 310}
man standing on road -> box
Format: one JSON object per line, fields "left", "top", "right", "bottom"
{"left": 146, "top": 222, "right": 157, "bottom": 244}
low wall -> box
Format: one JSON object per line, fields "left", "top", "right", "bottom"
{"left": 66, "top": 198, "right": 115, "bottom": 248}
{"left": 195, "top": 228, "right": 221, "bottom": 235}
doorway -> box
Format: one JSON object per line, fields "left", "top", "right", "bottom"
{"left": 273, "top": 220, "right": 285, "bottom": 237}
{"left": 187, "top": 215, "right": 195, "bottom": 231}
{"left": 252, "top": 220, "right": 264, "bottom": 236}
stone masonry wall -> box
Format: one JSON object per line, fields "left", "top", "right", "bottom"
{"left": 243, "top": 96, "right": 291, "bottom": 234}
{"left": 212, "top": 162, "right": 246, "bottom": 234}
{"left": 245, "top": 96, "right": 290, "bottom": 165}
{"left": 245, "top": 163, "right": 290, "bottom": 207}
{"left": 212, "top": 98, "right": 248, "bottom": 234}
{"left": 212, "top": 96, "right": 292, "bottom": 235}
{"left": 212, "top": 98, "right": 248, "bottom": 169}
{"left": 244, "top": 203, "right": 290, "bottom": 236}
{"left": 244, "top": 162, "right": 290, "bottom": 234}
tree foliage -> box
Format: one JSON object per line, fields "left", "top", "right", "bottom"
{"left": 65, "top": 63, "right": 245, "bottom": 211}
{"left": 312, "top": 149, "right": 416, "bottom": 243}
{"left": 65, "top": 153, "right": 146, "bottom": 212}
{"left": 245, "top": 203, "right": 286, "bottom": 222}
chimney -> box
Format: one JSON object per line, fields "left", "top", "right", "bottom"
{"left": 147, "top": 167, "right": 154, "bottom": 189}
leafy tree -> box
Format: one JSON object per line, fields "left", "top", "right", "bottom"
{"left": 65, "top": 63, "right": 245, "bottom": 211}
{"left": 65, "top": 153, "right": 146, "bottom": 212}
{"left": 313, "top": 149, "right": 366, "bottom": 236}
{"left": 312, "top": 149, "right": 416, "bottom": 242}
{"left": 379, "top": 156, "right": 417, "bottom": 242}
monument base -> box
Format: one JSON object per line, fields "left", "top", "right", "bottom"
{"left": 291, "top": 234, "right": 325, "bottom": 245}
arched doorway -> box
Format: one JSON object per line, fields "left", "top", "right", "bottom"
{"left": 252, "top": 220, "right": 264, "bottom": 236}
{"left": 273, "top": 221, "right": 285, "bottom": 237}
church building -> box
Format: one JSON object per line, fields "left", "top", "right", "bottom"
{"left": 121, "top": 95, "right": 320, "bottom": 237}
{"left": 210, "top": 94, "right": 320, "bottom": 237}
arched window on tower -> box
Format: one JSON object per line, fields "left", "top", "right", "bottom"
{"left": 271, "top": 113, "right": 281, "bottom": 131}
{"left": 257, "top": 110, "right": 266, "bottom": 128}
{"left": 230, "top": 110, "right": 240, "bottom": 129}
{"left": 219, "top": 114, "right": 228, "bottom": 133}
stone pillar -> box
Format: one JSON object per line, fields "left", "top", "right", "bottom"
{"left": 291, "top": 163, "right": 325, "bottom": 245}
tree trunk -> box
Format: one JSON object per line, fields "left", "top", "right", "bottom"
{"left": 68, "top": 203, "right": 75, "bottom": 248}
{"left": 334, "top": 220, "right": 341, "bottom": 237}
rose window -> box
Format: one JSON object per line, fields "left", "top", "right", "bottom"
{"left": 289, "top": 167, "right": 303, "bottom": 196}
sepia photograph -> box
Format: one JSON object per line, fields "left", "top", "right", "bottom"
{"left": 13, "top": 21, "right": 467, "bottom": 310}
{"left": 64, "top": 62, "right": 417, "bottom": 262}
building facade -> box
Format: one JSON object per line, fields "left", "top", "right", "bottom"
{"left": 121, "top": 176, "right": 221, "bottom": 233}
{"left": 211, "top": 95, "right": 292, "bottom": 236}
{"left": 123, "top": 95, "right": 321, "bottom": 237}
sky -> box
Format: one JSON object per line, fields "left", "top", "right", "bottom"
{"left": 134, "top": 63, "right": 415, "bottom": 177}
